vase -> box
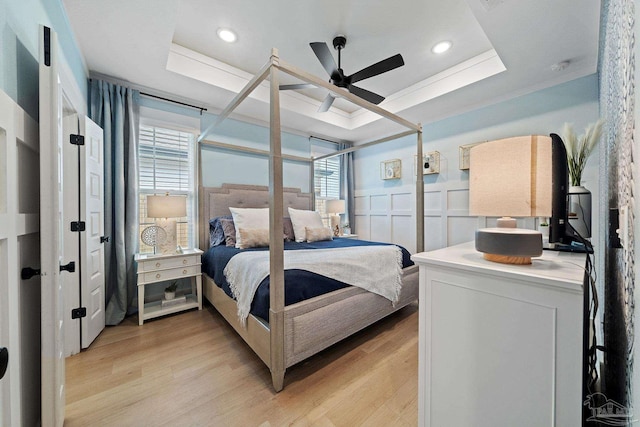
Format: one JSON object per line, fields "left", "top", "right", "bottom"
{"left": 164, "top": 291, "right": 175, "bottom": 300}
{"left": 568, "top": 185, "right": 592, "bottom": 239}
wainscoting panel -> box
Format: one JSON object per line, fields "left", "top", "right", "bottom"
{"left": 447, "top": 216, "right": 477, "bottom": 247}
{"left": 424, "top": 216, "right": 444, "bottom": 252}
{"left": 355, "top": 183, "right": 477, "bottom": 253}
{"left": 447, "top": 188, "right": 469, "bottom": 214}
{"left": 391, "top": 192, "right": 412, "bottom": 212}
{"left": 392, "top": 214, "right": 414, "bottom": 253}
{"left": 424, "top": 190, "right": 442, "bottom": 212}
{"left": 369, "top": 215, "right": 390, "bottom": 242}
{"left": 369, "top": 194, "right": 388, "bottom": 212}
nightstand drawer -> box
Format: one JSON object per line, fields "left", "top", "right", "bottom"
{"left": 142, "top": 265, "right": 199, "bottom": 283}
{"left": 138, "top": 255, "right": 198, "bottom": 272}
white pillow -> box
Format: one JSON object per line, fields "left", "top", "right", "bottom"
{"left": 288, "top": 207, "right": 324, "bottom": 242}
{"left": 229, "top": 207, "right": 269, "bottom": 249}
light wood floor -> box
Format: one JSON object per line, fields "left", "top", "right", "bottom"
{"left": 65, "top": 302, "right": 418, "bottom": 427}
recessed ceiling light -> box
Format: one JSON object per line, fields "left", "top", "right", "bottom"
{"left": 432, "top": 41, "right": 452, "bottom": 54}
{"left": 217, "top": 28, "right": 237, "bottom": 43}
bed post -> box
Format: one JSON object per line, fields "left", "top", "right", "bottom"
{"left": 268, "top": 48, "right": 286, "bottom": 392}
{"left": 416, "top": 126, "right": 424, "bottom": 253}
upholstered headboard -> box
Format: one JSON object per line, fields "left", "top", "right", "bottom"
{"left": 198, "top": 183, "right": 313, "bottom": 251}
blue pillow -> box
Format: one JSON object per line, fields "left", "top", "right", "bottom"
{"left": 209, "top": 215, "right": 233, "bottom": 247}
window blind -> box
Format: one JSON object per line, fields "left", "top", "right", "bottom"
{"left": 138, "top": 125, "right": 195, "bottom": 252}
{"left": 314, "top": 157, "right": 341, "bottom": 225}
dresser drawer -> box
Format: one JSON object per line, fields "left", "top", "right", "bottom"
{"left": 142, "top": 265, "right": 199, "bottom": 283}
{"left": 138, "top": 255, "right": 199, "bottom": 272}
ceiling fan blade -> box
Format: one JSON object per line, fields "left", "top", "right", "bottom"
{"left": 349, "top": 54, "right": 405, "bottom": 84}
{"left": 348, "top": 85, "right": 385, "bottom": 105}
{"left": 310, "top": 42, "right": 339, "bottom": 77}
{"left": 279, "top": 83, "right": 315, "bottom": 90}
{"left": 318, "top": 93, "right": 335, "bottom": 112}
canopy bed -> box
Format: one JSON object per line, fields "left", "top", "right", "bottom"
{"left": 197, "top": 49, "right": 425, "bottom": 391}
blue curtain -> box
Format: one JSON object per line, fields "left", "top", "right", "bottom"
{"left": 89, "top": 80, "right": 140, "bottom": 325}
{"left": 338, "top": 143, "right": 355, "bottom": 230}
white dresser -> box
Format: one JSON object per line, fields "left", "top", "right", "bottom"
{"left": 412, "top": 242, "right": 586, "bottom": 427}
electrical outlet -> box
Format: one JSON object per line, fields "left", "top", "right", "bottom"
{"left": 423, "top": 151, "right": 440, "bottom": 175}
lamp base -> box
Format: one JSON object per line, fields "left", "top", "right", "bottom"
{"left": 475, "top": 227, "right": 542, "bottom": 265}
{"left": 482, "top": 253, "right": 532, "bottom": 265}
{"left": 330, "top": 214, "right": 341, "bottom": 236}
{"left": 156, "top": 218, "right": 178, "bottom": 254}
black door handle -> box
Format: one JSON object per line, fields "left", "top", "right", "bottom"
{"left": 0, "top": 347, "right": 8, "bottom": 380}
{"left": 100, "top": 236, "right": 110, "bottom": 243}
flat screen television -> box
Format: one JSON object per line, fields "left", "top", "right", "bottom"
{"left": 548, "top": 133, "right": 591, "bottom": 253}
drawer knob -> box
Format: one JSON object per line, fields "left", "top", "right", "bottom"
{"left": 182, "top": 269, "right": 187, "bottom": 274}
{"left": 155, "top": 262, "right": 161, "bottom": 267}
{"left": 156, "top": 273, "right": 161, "bottom": 279}
{"left": 183, "top": 259, "right": 188, "bottom": 265}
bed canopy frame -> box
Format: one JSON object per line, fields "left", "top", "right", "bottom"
{"left": 198, "top": 48, "right": 424, "bottom": 391}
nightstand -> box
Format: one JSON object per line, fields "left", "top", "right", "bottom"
{"left": 135, "top": 248, "right": 203, "bottom": 325}
{"left": 340, "top": 234, "right": 358, "bottom": 239}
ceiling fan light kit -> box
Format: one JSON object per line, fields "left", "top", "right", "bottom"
{"left": 281, "top": 35, "right": 405, "bottom": 112}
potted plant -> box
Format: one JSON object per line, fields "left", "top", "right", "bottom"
{"left": 561, "top": 120, "right": 604, "bottom": 187}
{"left": 561, "top": 119, "right": 604, "bottom": 238}
{"left": 342, "top": 223, "right": 351, "bottom": 235}
{"left": 164, "top": 280, "right": 178, "bottom": 300}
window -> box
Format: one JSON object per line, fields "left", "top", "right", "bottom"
{"left": 138, "top": 125, "right": 196, "bottom": 253}
{"left": 314, "top": 156, "right": 341, "bottom": 225}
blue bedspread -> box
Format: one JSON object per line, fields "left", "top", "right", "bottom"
{"left": 201, "top": 238, "right": 414, "bottom": 321}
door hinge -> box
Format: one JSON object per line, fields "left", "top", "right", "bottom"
{"left": 44, "top": 26, "right": 51, "bottom": 67}
{"left": 70, "top": 221, "right": 86, "bottom": 232}
{"left": 70, "top": 134, "right": 85, "bottom": 146}
{"left": 71, "top": 307, "right": 87, "bottom": 319}
{"left": 21, "top": 266, "right": 41, "bottom": 280}
{"left": 0, "top": 347, "right": 7, "bottom": 380}
{"left": 60, "top": 261, "right": 75, "bottom": 273}
{"left": 100, "top": 236, "right": 110, "bottom": 243}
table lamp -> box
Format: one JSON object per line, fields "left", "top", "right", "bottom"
{"left": 469, "top": 135, "right": 552, "bottom": 265}
{"left": 326, "top": 199, "right": 345, "bottom": 236}
{"left": 146, "top": 194, "right": 187, "bottom": 254}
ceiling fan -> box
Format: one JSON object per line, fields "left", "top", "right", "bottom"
{"left": 280, "top": 35, "right": 405, "bottom": 112}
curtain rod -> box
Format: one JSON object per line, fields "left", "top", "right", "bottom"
{"left": 140, "top": 92, "right": 207, "bottom": 115}
{"left": 89, "top": 74, "right": 209, "bottom": 115}
{"left": 309, "top": 135, "right": 351, "bottom": 146}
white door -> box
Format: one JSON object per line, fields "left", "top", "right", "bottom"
{"left": 0, "top": 88, "right": 41, "bottom": 427}
{"left": 62, "top": 114, "right": 105, "bottom": 356}
{"left": 39, "top": 25, "right": 66, "bottom": 427}
{"left": 80, "top": 115, "right": 106, "bottom": 347}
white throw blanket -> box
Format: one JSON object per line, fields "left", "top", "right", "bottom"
{"left": 224, "top": 245, "right": 404, "bottom": 324}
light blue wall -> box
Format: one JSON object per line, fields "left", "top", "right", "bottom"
{"left": 137, "top": 93, "right": 314, "bottom": 193}
{"left": 0, "top": 0, "right": 87, "bottom": 118}
{"left": 354, "top": 74, "right": 600, "bottom": 246}
{"left": 200, "top": 114, "right": 312, "bottom": 192}
{"left": 355, "top": 74, "right": 600, "bottom": 191}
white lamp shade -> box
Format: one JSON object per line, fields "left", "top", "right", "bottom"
{"left": 147, "top": 195, "right": 187, "bottom": 218}
{"left": 469, "top": 135, "right": 552, "bottom": 218}
{"left": 326, "top": 199, "right": 345, "bottom": 214}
